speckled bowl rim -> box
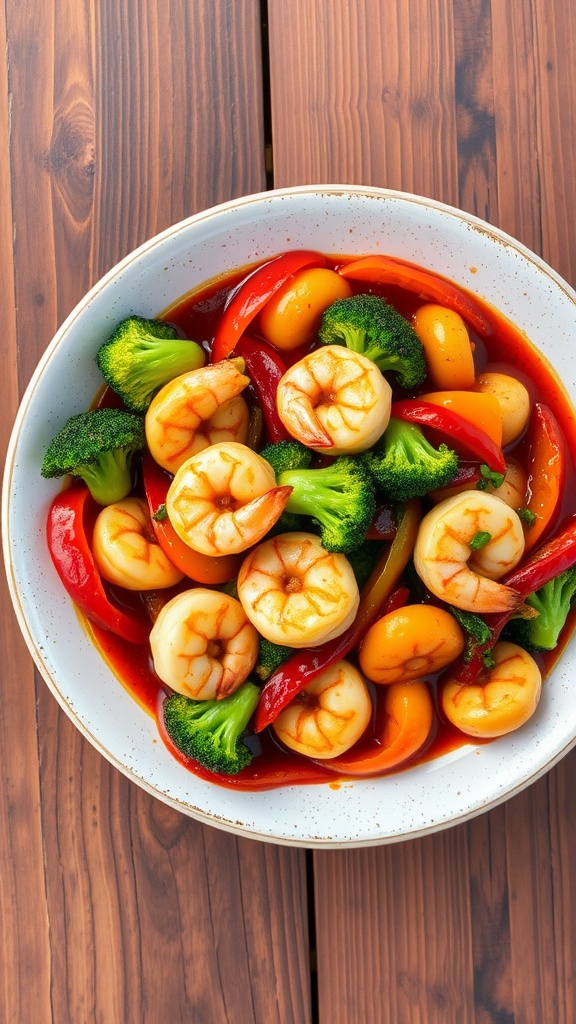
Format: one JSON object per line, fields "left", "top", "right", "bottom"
{"left": 3, "top": 184, "right": 576, "bottom": 848}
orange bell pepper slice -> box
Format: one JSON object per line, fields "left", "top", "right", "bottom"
{"left": 323, "top": 679, "right": 434, "bottom": 777}
{"left": 338, "top": 254, "right": 494, "bottom": 338}
{"left": 419, "top": 390, "right": 503, "bottom": 447}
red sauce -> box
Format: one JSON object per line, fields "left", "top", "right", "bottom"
{"left": 86, "top": 255, "right": 576, "bottom": 790}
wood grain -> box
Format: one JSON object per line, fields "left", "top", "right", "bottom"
{"left": 1, "top": 2, "right": 311, "bottom": 1021}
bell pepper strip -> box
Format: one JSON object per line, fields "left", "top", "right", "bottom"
{"left": 391, "top": 399, "right": 507, "bottom": 475}
{"left": 522, "top": 403, "right": 566, "bottom": 553}
{"left": 211, "top": 250, "right": 326, "bottom": 362}
{"left": 254, "top": 499, "right": 420, "bottom": 732}
{"left": 338, "top": 254, "right": 494, "bottom": 338}
{"left": 47, "top": 485, "right": 150, "bottom": 645}
{"left": 321, "top": 679, "right": 434, "bottom": 777}
{"left": 234, "top": 335, "right": 291, "bottom": 443}
{"left": 452, "top": 513, "right": 576, "bottom": 681}
{"left": 142, "top": 452, "right": 241, "bottom": 585}
{"left": 419, "top": 390, "right": 503, "bottom": 447}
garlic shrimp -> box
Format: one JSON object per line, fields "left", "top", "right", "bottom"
{"left": 414, "top": 491, "right": 526, "bottom": 613}
{"left": 145, "top": 358, "right": 250, "bottom": 473}
{"left": 92, "top": 496, "right": 184, "bottom": 590}
{"left": 276, "top": 345, "right": 392, "bottom": 453}
{"left": 272, "top": 660, "right": 372, "bottom": 759}
{"left": 440, "top": 641, "right": 542, "bottom": 737}
{"left": 166, "top": 441, "right": 291, "bottom": 556}
{"left": 149, "top": 588, "right": 259, "bottom": 700}
{"left": 237, "top": 531, "right": 359, "bottom": 647}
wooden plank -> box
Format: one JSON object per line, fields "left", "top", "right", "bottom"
{"left": 268, "top": 0, "right": 459, "bottom": 204}
{"left": 3, "top": 1, "right": 312, "bottom": 1021}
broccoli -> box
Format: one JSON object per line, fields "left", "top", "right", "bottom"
{"left": 262, "top": 444, "right": 376, "bottom": 553}
{"left": 41, "top": 407, "right": 145, "bottom": 505}
{"left": 255, "top": 638, "right": 295, "bottom": 681}
{"left": 450, "top": 607, "right": 496, "bottom": 668}
{"left": 363, "top": 418, "right": 458, "bottom": 502}
{"left": 318, "top": 293, "right": 427, "bottom": 389}
{"left": 163, "top": 680, "right": 260, "bottom": 776}
{"left": 504, "top": 567, "right": 576, "bottom": 652}
{"left": 96, "top": 315, "right": 205, "bottom": 411}
{"left": 260, "top": 438, "right": 313, "bottom": 475}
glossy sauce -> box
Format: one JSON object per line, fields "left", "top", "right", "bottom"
{"left": 88, "top": 256, "right": 576, "bottom": 791}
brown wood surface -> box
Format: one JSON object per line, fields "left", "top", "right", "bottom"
{"left": 2, "top": 1, "right": 576, "bottom": 1021}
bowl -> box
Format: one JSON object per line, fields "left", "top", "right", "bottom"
{"left": 4, "top": 185, "right": 576, "bottom": 848}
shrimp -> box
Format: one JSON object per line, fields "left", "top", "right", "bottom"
{"left": 92, "top": 497, "right": 184, "bottom": 590}
{"left": 145, "top": 358, "right": 250, "bottom": 473}
{"left": 166, "top": 441, "right": 291, "bottom": 556}
{"left": 149, "top": 588, "right": 259, "bottom": 700}
{"left": 237, "top": 531, "right": 359, "bottom": 647}
{"left": 276, "top": 344, "right": 392, "bottom": 453}
{"left": 272, "top": 660, "right": 372, "bottom": 759}
{"left": 413, "top": 491, "right": 526, "bottom": 613}
{"left": 440, "top": 641, "right": 542, "bottom": 738}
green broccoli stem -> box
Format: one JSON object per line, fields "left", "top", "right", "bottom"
{"left": 79, "top": 449, "right": 134, "bottom": 505}
{"left": 132, "top": 338, "right": 207, "bottom": 389}
{"left": 278, "top": 467, "right": 353, "bottom": 518}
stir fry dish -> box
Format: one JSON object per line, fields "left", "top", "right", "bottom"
{"left": 41, "top": 250, "right": 576, "bottom": 790}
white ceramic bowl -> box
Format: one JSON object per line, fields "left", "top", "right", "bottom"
{"left": 4, "top": 185, "right": 576, "bottom": 848}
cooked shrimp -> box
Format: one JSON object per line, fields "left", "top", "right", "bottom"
{"left": 145, "top": 358, "right": 250, "bottom": 473}
{"left": 472, "top": 371, "right": 531, "bottom": 446}
{"left": 237, "top": 531, "right": 359, "bottom": 647}
{"left": 272, "top": 660, "right": 372, "bottom": 759}
{"left": 440, "top": 641, "right": 542, "bottom": 737}
{"left": 413, "top": 491, "right": 525, "bottom": 613}
{"left": 149, "top": 587, "right": 259, "bottom": 700}
{"left": 359, "top": 605, "right": 465, "bottom": 685}
{"left": 166, "top": 441, "right": 291, "bottom": 556}
{"left": 92, "top": 497, "right": 184, "bottom": 590}
{"left": 276, "top": 344, "right": 392, "bottom": 453}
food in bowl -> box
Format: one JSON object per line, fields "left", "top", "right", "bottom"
{"left": 39, "top": 247, "right": 576, "bottom": 791}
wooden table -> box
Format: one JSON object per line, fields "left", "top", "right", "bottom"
{"left": 2, "top": 2, "right": 575, "bottom": 1020}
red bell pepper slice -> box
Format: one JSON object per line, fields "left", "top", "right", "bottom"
{"left": 338, "top": 254, "right": 494, "bottom": 338}
{"left": 523, "top": 403, "right": 566, "bottom": 553}
{"left": 254, "top": 499, "right": 420, "bottom": 732}
{"left": 211, "top": 250, "right": 326, "bottom": 362}
{"left": 142, "top": 453, "right": 241, "bottom": 585}
{"left": 391, "top": 400, "right": 507, "bottom": 475}
{"left": 47, "top": 485, "right": 150, "bottom": 645}
{"left": 234, "top": 335, "right": 291, "bottom": 443}
{"left": 452, "top": 513, "right": 576, "bottom": 681}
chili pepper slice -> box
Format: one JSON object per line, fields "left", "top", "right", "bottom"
{"left": 211, "top": 250, "right": 326, "bottom": 362}
{"left": 391, "top": 399, "right": 507, "bottom": 475}
{"left": 253, "top": 499, "right": 420, "bottom": 732}
{"left": 47, "top": 484, "right": 150, "bottom": 645}
{"left": 338, "top": 254, "right": 494, "bottom": 338}
{"left": 234, "top": 335, "right": 291, "bottom": 443}
{"left": 142, "top": 452, "right": 241, "bottom": 585}
{"left": 321, "top": 679, "right": 434, "bottom": 777}
{"left": 523, "top": 403, "right": 566, "bottom": 553}
{"left": 452, "top": 513, "right": 576, "bottom": 681}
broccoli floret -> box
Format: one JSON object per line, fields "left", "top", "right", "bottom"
{"left": 96, "top": 315, "right": 205, "bottom": 411}
{"left": 363, "top": 418, "right": 458, "bottom": 502}
{"left": 41, "top": 408, "right": 145, "bottom": 505}
{"left": 275, "top": 456, "right": 376, "bottom": 554}
{"left": 318, "top": 293, "right": 427, "bottom": 389}
{"left": 255, "top": 638, "right": 295, "bottom": 682}
{"left": 450, "top": 607, "right": 495, "bottom": 668}
{"left": 260, "top": 439, "right": 313, "bottom": 475}
{"left": 163, "top": 681, "right": 260, "bottom": 776}
{"left": 505, "top": 567, "right": 576, "bottom": 652}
